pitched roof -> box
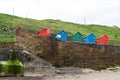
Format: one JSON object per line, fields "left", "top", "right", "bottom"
{"left": 83, "top": 33, "right": 96, "bottom": 39}
{"left": 71, "top": 32, "right": 82, "bottom": 37}
{"left": 97, "top": 34, "right": 109, "bottom": 39}
{"left": 57, "top": 30, "right": 67, "bottom": 34}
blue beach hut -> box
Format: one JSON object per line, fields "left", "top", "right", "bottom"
{"left": 83, "top": 33, "right": 96, "bottom": 44}
{"left": 55, "top": 30, "right": 67, "bottom": 41}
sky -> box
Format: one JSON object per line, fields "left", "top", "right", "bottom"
{"left": 0, "top": 0, "right": 120, "bottom": 27}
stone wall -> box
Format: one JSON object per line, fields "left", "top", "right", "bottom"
{"left": 0, "top": 30, "right": 120, "bottom": 69}
{"left": 15, "top": 30, "right": 55, "bottom": 62}
{"left": 0, "top": 42, "right": 16, "bottom": 48}
{"left": 55, "top": 41, "right": 120, "bottom": 68}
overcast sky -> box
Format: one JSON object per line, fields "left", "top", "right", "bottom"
{"left": 0, "top": 0, "right": 120, "bottom": 27}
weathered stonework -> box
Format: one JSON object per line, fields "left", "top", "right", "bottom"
{"left": 0, "top": 30, "right": 120, "bottom": 69}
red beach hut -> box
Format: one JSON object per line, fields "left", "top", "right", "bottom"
{"left": 96, "top": 34, "right": 109, "bottom": 45}
{"left": 38, "top": 28, "right": 51, "bottom": 37}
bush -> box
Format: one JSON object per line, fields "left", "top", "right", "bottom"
{"left": 0, "top": 50, "right": 24, "bottom": 76}
{"left": 95, "top": 65, "right": 107, "bottom": 71}
{"left": 4, "top": 60, "right": 24, "bottom": 75}
{"left": 4, "top": 49, "right": 24, "bottom": 76}
{"left": 0, "top": 61, "right": 7, "bottom": 73}
{"left": 0, "top": 63, "right": 2, "bottom": 73}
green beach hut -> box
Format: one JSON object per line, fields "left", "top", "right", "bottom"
{"left": 70, "top": 32, "right": 82, "bottom": 42}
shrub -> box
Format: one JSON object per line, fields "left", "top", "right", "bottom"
{"left": 4, "top": 49, "right": 24, "bottom": 76}
{"left": 4, "top": 60, "right": 24, "bottom": 75}
{"left": 95, "top": 65, "right": 107, "bottom": 71}
{"left": 0, "top": 61, "right": 7, "bottom": 73}
{"left": 0, "top": 63, "right": 2, "bottom": 73}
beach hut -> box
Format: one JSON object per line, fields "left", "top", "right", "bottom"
{"left": 96, "top": 34, "right": 109, "bottom": 45}
{"left": 38, "top": 28, "right": 51, "bottom": 37}
{"left": 70, "top": 32, "right": 82, "bottom": 42}
{"left": 83, "top": 33, "right": 96, "bottom": 44}
{"left": 55, "top": 30, "right": 67, "bottom": 41}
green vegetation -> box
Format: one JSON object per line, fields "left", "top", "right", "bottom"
{"left": 5, "top": 49, "right": 24, "bottom": 75}
{"left": 0, "top": 49, "right": 24, "bottom": 76}
{"left": 0, "top": 29, "right": 14, "bottom": 34}
{"left": 5, "top": 60, "right": 24, "bottom": 75}
{"left": 0, "top": 61, "right": 7, "bottom": 73}
{"left": 0, "top": 13, "right": 120, "bottom": 45}
{"left": 0, "top": 63, "right": 2, "bottom": 73}
{"left": 0, "top": 36, "right": 16, "bottom": 42}
{"left": 95, "top": 65, "right": 107, "bottom": 71}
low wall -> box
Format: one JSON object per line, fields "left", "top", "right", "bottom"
{"left": 78, "top": 42, "right": 120, "bottom": 53}
{"left": 55, "top": 41, "right": 120, "bottom": 68}
{"left": 0, "top": 30, "right": 120, "bottom": 69}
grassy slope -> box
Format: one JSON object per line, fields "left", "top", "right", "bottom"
{"left": 0, "top": 13, "right": 120, "bottom": 45}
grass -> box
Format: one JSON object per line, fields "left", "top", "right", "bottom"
{"left": 0, "top": 13, "right": 120, "bottom": 45}
{"left": 0, "top": 36, "right": 16, "bottom": 42}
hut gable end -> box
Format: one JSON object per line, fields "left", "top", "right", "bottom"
{"left": 38, "top": 28, "right": 51, "bottom": 37}
{"left": 70, "top": 32, "right": 82, "bottom": 42}
{"left": 83, "top": 33, "right": 96, "bottom": 44}
{"left": 55, "top": 30, "right": 67, "bottom": 41}
{"left": 96, "top": 34, "right": 109, "bottom": 44}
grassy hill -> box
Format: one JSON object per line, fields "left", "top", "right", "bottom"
{"left": 0, "top": 13, "right": 120, "bottom": 45}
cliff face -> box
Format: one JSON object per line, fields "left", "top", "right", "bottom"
{"left": 1, "top": 30, "right": 120, "bottom": 68}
